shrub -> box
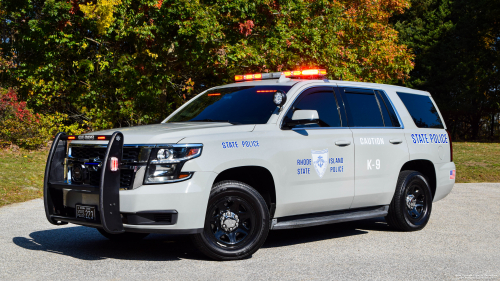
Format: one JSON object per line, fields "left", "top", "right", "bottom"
{"left": 0, "top": 88, "right": 88, "bottom": 149}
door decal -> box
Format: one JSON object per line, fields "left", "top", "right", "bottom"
{"left": 311, "top": 149, "right": 329, "bottom": 178}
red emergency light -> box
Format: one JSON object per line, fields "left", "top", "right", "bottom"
{"left": 235, "top": 69, "right": 327, "bottom": 81}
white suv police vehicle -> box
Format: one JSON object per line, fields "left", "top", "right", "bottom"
{"left": 43, "top": 69, "right": 455, "bottom": 260}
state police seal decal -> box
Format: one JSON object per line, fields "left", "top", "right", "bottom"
{"left": 311, "top": 149, "right": 329, "bottom": 178}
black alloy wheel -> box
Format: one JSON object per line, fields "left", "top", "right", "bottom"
{"left": 386, "top": 170, "right": 433, "bottom": 231}
{"left": 192, "top": 180, "right": 270, "bottom": 260}
{"left": 208, "top": 196, "right": 256, "bottom": 246}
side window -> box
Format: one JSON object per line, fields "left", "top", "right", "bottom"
{"left": 375, "top": 90, "right": 401, "bottom": 127}
{"left": 283, "top": 87, "right": 341, "bottom": 128}
{"left": 340, "top": 88, "right": 384, "bottom": 127}
{"left": 397, "top": 92, "right": 444, "bottom": 128}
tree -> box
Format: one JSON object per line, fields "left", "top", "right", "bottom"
{"left": 1, "top": 0, "right": 414, "bottom": 130}
{"left": 392, "top": 0, "right": 500, "bottom": 140}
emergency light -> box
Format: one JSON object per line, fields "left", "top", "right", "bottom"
{"left": 235, "top": 69, "right": 327, "bottom": 81}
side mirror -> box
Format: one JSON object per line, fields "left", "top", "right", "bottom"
{"left": 286, "top": 110, "right": 320, "bottom": 127}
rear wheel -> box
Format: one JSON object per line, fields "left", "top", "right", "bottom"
{"left": 192, "top": 180, "right": 270, "bottom": 260}
{"left": 97, "top": 228, "right": 149, "bottom": 242}
{"left": 386, "top": 170, "right": 433, "bottom": 231}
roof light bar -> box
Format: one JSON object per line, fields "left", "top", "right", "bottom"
{"left": 235, "top": 72, "right": 283, "bottom": 81}
{"left": 234, "top": 69, "right": 327, "bottom": 81}
{"left": 283, "top": 69, "right": 327, "bottom": 77}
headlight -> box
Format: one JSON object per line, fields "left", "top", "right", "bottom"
{"left": 144, "top": 144, "right": 202, "bottom": 184}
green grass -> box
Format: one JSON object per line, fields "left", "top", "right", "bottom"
{"left": 454, "top": 142, "right": 500, "bottom": 183}
{"left": 0, "top": 149, "right": 48, "bottom": 207}
{"left": 0, "top": 142, "right": 499, "bottom": 206}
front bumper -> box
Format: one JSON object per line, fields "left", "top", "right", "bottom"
{"left": 120, "top": 171, "right": 216, "bottom": 232}
{"left": 56, "top": 172, "right": 216, "bottom": 234}
{"left": 44, "top": 132, "right": 216, "bottom": 234}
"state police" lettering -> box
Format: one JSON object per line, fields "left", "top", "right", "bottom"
{"left": 222, "top": 142, "right": 238, "bottom": 148}
{"left": 411, "top": 133, "right": 448, "bottom": 144}
{"left": 222, "top": 140, "right": 260, "bottom": 149}
{"left": 296, "top": 157, "right": 345, "bottom": 175}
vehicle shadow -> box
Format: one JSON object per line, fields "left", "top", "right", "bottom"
{"left": 263, "top": 217, "right": 392, "bottom": 248}
{"left": 12, "top": 218, "right": 392, "bottom": 261}
{"left": 12, "top": 226, "right": 205, "bottom": 261}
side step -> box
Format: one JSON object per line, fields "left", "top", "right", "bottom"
{"left": 271, "top": 205, "right": 389, "bottom": 230}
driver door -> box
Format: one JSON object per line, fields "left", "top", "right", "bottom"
{"left": 273, "top": 86, "right": 355, "bottom": 217}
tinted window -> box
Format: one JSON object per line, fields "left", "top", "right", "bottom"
{"left": 284, "top": 88, "right": 341, "bottom": 128}
{"left": 375, "top": 90, "right": 400, "bottom": 127}
{"left": 341, "top": 88, "right": 384, "bottom": 127}
{"left": 168, "top": 86, "right": 292, "bottom": 124}
{"left": 397, "top": 92, "right": 444, "bottom": 128}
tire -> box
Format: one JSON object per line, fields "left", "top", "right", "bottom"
{"left": 192, "top": 180, "right": 270, "bottom": 260}
{"left": 97, "top": 228, "right": 149, "bottom": 242}
{"left": 385, "top": 170, "right": 433, "bottom": 231}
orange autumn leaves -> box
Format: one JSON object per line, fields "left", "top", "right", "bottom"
{"left": 333, "top": 0, "right": 414, "bottom": 82}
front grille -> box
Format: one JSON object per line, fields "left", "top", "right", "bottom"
{"left": 68, "top": 145, "right": 148, "bottom": 190}
{"left": 120, "top": 169, "right": 135, "bottom": 188}
{"left": 71, "top": 147, "right": 106, "bottom": 160}
{"left": 89, "top": 170, "right": 100, "bottom": 186}
{"left": 122, "top": 148, "right": 141, "bottom": 162}
{"left": 71, "top": 146, "right": 141, "bottom": 163}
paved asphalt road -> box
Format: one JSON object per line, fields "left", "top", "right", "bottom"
{"left": 0, "top": 183, "right": 499, "bottom": 280}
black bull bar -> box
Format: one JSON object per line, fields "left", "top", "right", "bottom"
{"left": 43, "top": 131, "right": 125, "bottom": 234}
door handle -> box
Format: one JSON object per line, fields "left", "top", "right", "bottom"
{"left": 335, "top": 140, "right": 351, "bottom": 147}
{"left": 389, "top": 139, "right": 403, "bottom": 144}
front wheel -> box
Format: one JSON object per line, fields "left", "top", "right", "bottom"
{"left": 192, "top": 180, "right": 270, "bottom": 260}
{"left": 385, "top": 170, "right": 433, "bottom": 231}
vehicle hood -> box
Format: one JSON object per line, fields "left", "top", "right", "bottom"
{"left": 73, "top": 122, "right": 255, "bottom": 145}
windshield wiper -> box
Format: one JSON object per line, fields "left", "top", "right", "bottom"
{"left": 190, "top": 119, "right": 241, "bottom": 125}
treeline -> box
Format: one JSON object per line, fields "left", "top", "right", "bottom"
{"left": 0, "top": 0, "right": 499, "bottom": 147}
{"left": 393, "top": 0, "right": 500, "bottom": 140}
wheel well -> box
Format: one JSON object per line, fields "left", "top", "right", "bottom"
{"left": 400, "top": 160, "right": 437, "bottom": 199}
{"left": 213, "top": 166, "right": 276, "bottom": 217}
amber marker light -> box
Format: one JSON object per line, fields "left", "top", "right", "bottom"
{"left": 68, "top": 136, "right": 76, "bottom": 140}
{"left": 235, "top": 75, "right": 243, "bottom": 81}
{"left": 302, "top": 69, "right": 320, "bottom": 75}
{"left": 187, "top": 148, "right": 200, "bottom": 157}
{"left": 208, "top": 93, "right": 221, "bottom": 96}
{"left": 256, "top": 90, "right": 277, "bottom": 93}
{"left": 97, "top": 136, "right": 106, "bottom": 140}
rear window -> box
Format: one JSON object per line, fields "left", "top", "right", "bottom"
{"left": 397, "top": 92, "right": 444, "bottom": 129}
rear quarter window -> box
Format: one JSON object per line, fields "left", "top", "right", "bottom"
{"left": 397, "top": 92, "right": 444, "bottom": 129}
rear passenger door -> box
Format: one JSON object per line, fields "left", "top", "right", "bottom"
{"left": 335, "top": 86, "right": 410, "bottom": 208}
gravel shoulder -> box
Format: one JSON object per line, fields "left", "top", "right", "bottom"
{"left": 1, "top": 183, "right": 499, "bottom": 280}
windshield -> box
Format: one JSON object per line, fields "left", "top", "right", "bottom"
{"left": 166, "top": 85, "right": 293, "bottom": 124}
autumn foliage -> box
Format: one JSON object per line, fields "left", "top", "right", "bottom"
{"left": 0, "top": 88, "right": 43, "bottom": 148}
{"left": 1, "top": 0, "right": 414, "bottom": 133}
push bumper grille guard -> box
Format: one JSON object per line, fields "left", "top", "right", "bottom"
{"left": 43, "top": 131, "right": 125, "bottom": 234}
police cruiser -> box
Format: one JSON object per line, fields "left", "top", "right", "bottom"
{"left": 43, "top": 69, "right": 455, "bottom": 260}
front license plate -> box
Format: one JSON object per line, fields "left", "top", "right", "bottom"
{"left": 76, "top": 205, "right": 96, "bottom": 221}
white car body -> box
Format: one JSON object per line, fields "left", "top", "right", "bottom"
{"left": 66, "top": 78, "right": 455, "bottom": 233}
